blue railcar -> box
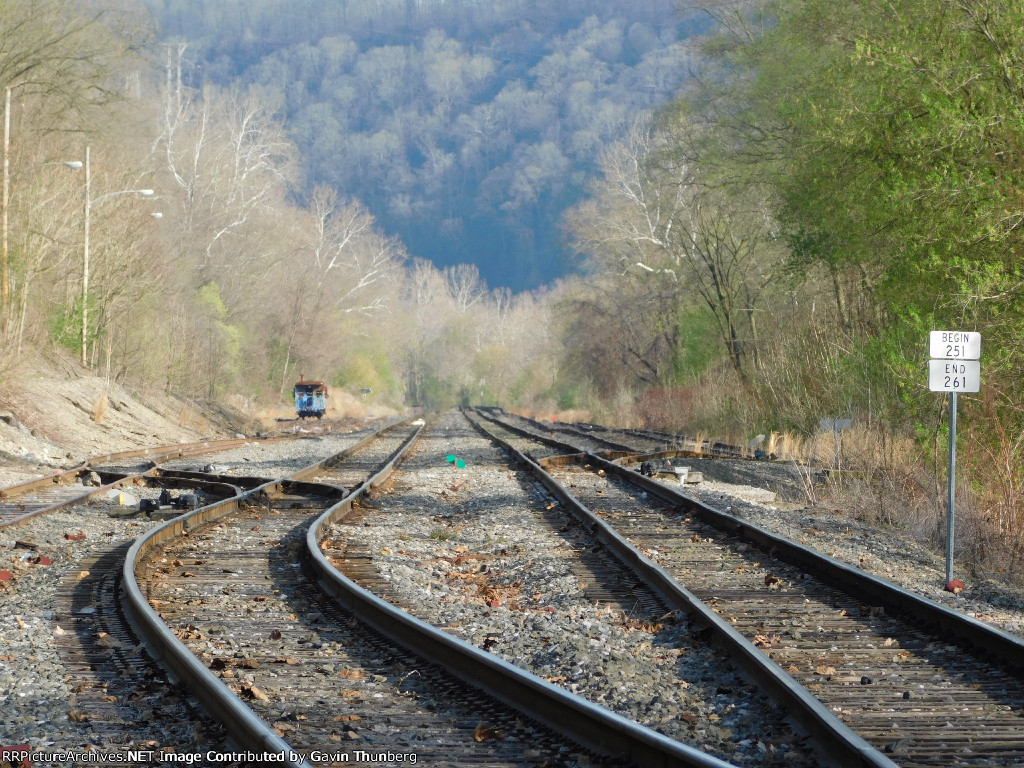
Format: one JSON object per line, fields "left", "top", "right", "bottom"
{"left": 294, "top": 377, "right": 328, "bottom": 419}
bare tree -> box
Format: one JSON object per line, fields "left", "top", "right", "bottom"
{"left": 267, "top": 187, "right": 404, "bottom": 395}
{"left": 155, "top": 45, "right": 294, "bottom": 273}
{"left": 1, "top": 0, "right": 148, "bottom": 332}
{"left": 444, "top": 263, "right": 486, "bottom": 312}
{"left": 0, "top": 0, "right": 147, "bottom": 118}
{"left": 568, "top": 111, "right": 782, "bottom": 380}
{"left": 569, "top": 113, "right": 690, "bottom": 279}
{"left": 6, "top": 158, "right": 80, "bottom": 355}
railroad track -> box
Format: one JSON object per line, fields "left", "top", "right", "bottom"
{"left": 0, "top": 428, "right": 355, "bottom": 527}
{"left": 0, "top": 470, "right": 245, "bottom": 764}
{"left": 486, "top": 410, "right": 746, "bottom": 461}
{"left": 472, "top": 408, "right": 1024, "bottom": 767}
{"left": 316, "top": 410, "right": 822, "bottom": 766}
{"left": 51, "top": 541, "right": 240, "bottom": 763}
{"left": 129, "top": 419, "right": 681, "bottom": 767}
{"left": 0, "top": 469, "right": 117, "bottom": 526}
{"left": 17, "top": 407, "right": 1021, "bottom": 767}
{"left": 0, "top": 426, "right": 375, "bottom": 762}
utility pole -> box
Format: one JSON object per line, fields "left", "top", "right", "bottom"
{"left": 2, "top": 86, "right": 11, "bottom": 333}
{"left": 82, "top": 145, "right": 90, "bottom": 366}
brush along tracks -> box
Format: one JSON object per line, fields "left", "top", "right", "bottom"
{"left": 131, "top": 421, "right": 598, "bottom": 768}
{"left": 472, "top": 409, "right": 1024, "bottom": 767}
{"left": 320, "top": 410, "right": 820, "bottom": 767}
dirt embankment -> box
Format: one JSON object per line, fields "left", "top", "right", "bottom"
{"left": 0, "top": 371, "right": 238, "bottom": 485}
{"left": 0, "top": 362, "right": 401, "bottom": 487}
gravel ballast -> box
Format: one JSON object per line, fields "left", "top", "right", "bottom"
{"left": 328, "top": 411, "right": 821, "bottom": 766}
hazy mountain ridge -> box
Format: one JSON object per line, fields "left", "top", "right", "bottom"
{"left": 140, "top": 0, "right": 700, "bottom": 289}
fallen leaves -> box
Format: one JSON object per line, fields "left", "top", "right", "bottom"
{"left": 173, "top": 624, "right": 204, "bottom": 641}
{"left": 619, "top": 619, "right": 664, "bottom": 633}
{"left": 96, "top": 632, "right": 122, "bottom": 649}
{"left": 240, "top": 684, "right": 270, "bottom": 702}
{"left": 473, "top": 724, "right": 502, "bottom": 742}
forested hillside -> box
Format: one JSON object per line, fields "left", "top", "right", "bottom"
{"left": 562, "top": 0, "right": 1024, "bottom": 581}
{"left": 140, "top": 0, "right": 699, "bottom": 289}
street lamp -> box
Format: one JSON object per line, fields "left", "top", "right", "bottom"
{"left": 80, "top": 145, "right": 154, "bottom": 367}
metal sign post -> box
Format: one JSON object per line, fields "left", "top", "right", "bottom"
{"left": 928, "top": 331, "right": 981, "bottom": 586}
{"left": 946, "top": 391, "right": 957, "bottom": 584}
{"left": 819, "top": 418, "right": 853, "bottom": 473}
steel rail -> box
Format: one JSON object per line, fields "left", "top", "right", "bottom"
{"left": 477, "top": 407, "right": 748, "bottom": 460}
{"left": 121, "top": 487, "right": 320, "bottom": 767}
{"left": 145, "top": 416, "right": 408, "bottom": 491}
{"left": 0, "top": 463, "right": 90, "bottom": 500}
{"left": 288, "top": 416, "right": 408, "bottom": 486}
{"left": 87, "top": 429, "right": 348, "bottom": 469}
{"left": 0, "top": 438, "right": 263, "bottom": 505}
{"left": 0, "top": 431, "right": 324, "bottom": 526}
{"left": 305, "top": 415, "right": 738, "bottom": 768}
{"left": 465, "top": 408, "right": 894, "bottom": 768}
{"left": 85, "top": 437, "right": 251, "bottom": 467}
{"left": 119, "top": 418, "right": 409, "bottom": 767}
{"left": 0, "top": 467, "right": 171, "bottom": 528}
{"left": 586, "top": 450, "right": 1024, "bottom": 674}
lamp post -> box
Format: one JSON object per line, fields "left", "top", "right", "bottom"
{"left": 2, "top": 86, "right": 10, "bottom": 323}
{"left": 80, "top": 145, "right": 153, "bottom": 367}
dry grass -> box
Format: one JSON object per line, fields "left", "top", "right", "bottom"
{"left": 515, "top": 407, "right": 594, "bottom": 424}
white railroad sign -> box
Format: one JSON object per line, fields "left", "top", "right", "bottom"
{"left": 928, "top": 330, "right": 981, "bottom": 587}
{"left": 929, "top": 330, "right": 981, "bottom": 361}
{"left": 928, "top": 331, "right": 981, "bottom": 392}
